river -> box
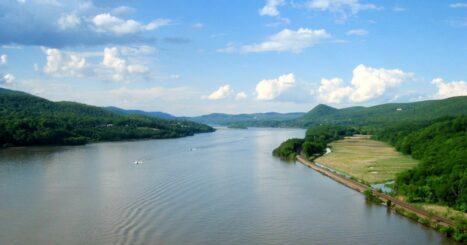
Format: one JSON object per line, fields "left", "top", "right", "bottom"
{"left": 0, "top": 128, "right": 459, "bottom": 245}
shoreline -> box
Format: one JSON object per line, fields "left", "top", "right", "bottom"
{"left": 296, "top": 155, "right": 455, "bottom": 228}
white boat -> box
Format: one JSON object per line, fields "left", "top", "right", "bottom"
{"left": 134, "top": 160, "right": 143, "bottom": 164}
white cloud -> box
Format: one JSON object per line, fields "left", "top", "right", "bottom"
{"left": 1, "top": 73, "right": 15, "bottom": 84}
{"left": 318, "top": 78, "right": 353, "bottom": 103}
{"left": 235, "top": 91, "right": 248, "bottom": 100}
{"left": 92, "top": 13, "right": 170, "bottom": 34}
{"left": 217, "top": 43, "right": 237, "bottom": 53}
{"left": 349, "top": 64, "right": 412, "bottom": 102}
{"left": 307, "top": 0, "right": 379, "bottom": 21}
{"left": 204, "top": 84, "right": 233, "bottom": 100}
{"left": 308, "top": 0, "right": 378, "bottom": 12}
{"left": 0, "top": 55, "right": 7, "bottom": 65}
{"left": 41, "top": 46, "right": 149, "bottom": 81}
{"left": 347, "top": 28, "right": 368, "bottom": 36}
{"left": 431, "top": 78, "right": 467, "bottom": 99}
{"left": 57, "top": 13, "right": 81, "bottom": 30}
{"left": 259, "top": 0, "right": 285, "bottom": 16}
{"left": 0, "top": 1, "right": 172, "bottom": 47}
{"left": 449, "top": 3, "right": 467, "bottom": 8}
{"left": 240, "top": 28, "right": 330, "bottom": 53}
{"left": 317, "top": 64, "right": 413, "bottom": 104}
{"left": 256, "top": 73, "right": 295, "bottom": 100}
{"left": 102, "top": 47, "right": 148, "bottom": 81}
{"left": 43, "top": 48, "right": 87, "bottom": 77}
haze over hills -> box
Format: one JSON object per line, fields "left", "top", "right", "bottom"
{"left": 105, "top": 107, "right": 306, "bottom": 126}
{"left": 0, "top": 88, "right": 214, "bottom": 147}
{"left": 225, "top": 96, "right": 467, "bottom": 128}
{"left": 105, "top": 106, "right": 177, "bottom": 120}
{"left": 104, "top": 96, "right": 467, "bottom": 128}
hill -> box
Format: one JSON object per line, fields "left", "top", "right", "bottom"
{"left": 105, "top": 106, "right": 177, "bottom": 120}
{"left": 288, "top": 96, "right": 467, "bottom": 128}
{"left": 0, "top": 88, "right": 214, "bottom": 147}
{"left": 188, "top": 112, "right": 305, "bottom": 126}
{"left": 103, "top": 106, "right": 304, "bottom": 126}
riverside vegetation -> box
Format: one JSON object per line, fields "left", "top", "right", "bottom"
{"left": 0, "top": 88, "right": 214, "bottom": 147}
{"left": 273, "top": 115, "right": 466, "bottom": 242}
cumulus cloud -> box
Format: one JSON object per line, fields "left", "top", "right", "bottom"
{"left": 318, "top": 64, "right": 413, "bottom": 104}
{"left": 256, "top": 73, "right": 295, "bottom": 100}
{"left": 349, "top": 64, "right": 412, "bottom": 102}
{"left": 40, "top": 46, "right": 150, "bottom": 81}
{"left": 235, "top": 92, "right": 248, "bottom": 100}
{"left": 307, "top": 0, "right": 378, "bottom": 21}
{"left": 237, "top": 28, "right": 330, "bottom": 53}
{"left": 0, "top": 55, "right": 7, "bottom": 65}
{"left": 43, "top": 48, "right": 87, "bottom": 76}
{"left": 0, "top": 0, "right": 170, "bottom": 47}
{"left": 318, "top": 78, "right": 353, "bottom": 103}
{"left": 259, "top": 0, "right": 285, "bottom": 16}
{"left": 347, "top": 29, "right": 368, "bottom": 36}
{"left": 204, "top": 85, "right": 233, "bottom": 100}
{"left": 431, "top": 78, "right": 467, "bottom": 99}
{"left": 102, "top": 47, "right": 149, "bottom": 81}
{"left": 1, "top": 73, "right": 16, "bottom": 84}
{"left": 92, "top": 13, "right": 170, "bottom": 35}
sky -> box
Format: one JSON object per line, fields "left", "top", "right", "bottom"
{"left": 0, "top": 0, "right": 466, "bottom": 116}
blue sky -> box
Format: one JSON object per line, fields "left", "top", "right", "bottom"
{"left": 0, "top": 0, "right": 466, "bottom": 116}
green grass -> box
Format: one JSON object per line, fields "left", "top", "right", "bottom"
{"left": 315, "top": 135, "right": 418, "bottom": 183}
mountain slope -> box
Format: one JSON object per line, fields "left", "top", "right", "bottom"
{"left": 0, "top": 88, "right": 214, "bottom": 147}
{"left": 189, "top": 112, "right": 305, "bottom": 125}
{"left": 290, "top": 96, "right": 467, "bottom": 127}
{"left": 105, "top": 106, "right": 176, "bottom": 120}
{"left": 103, "top": 106, "right": 305, "bottom": 126}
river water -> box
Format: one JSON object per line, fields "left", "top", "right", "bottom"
{"left": 0, "top": 128, "right": 459, "bottom": 245}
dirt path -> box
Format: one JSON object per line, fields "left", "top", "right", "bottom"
{"left": 296, "top": 155, "right": 455, "bottom": 227}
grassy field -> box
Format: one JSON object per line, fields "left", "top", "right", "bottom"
{"left": 314, "top": 135, "right": 418, "bottom": 184}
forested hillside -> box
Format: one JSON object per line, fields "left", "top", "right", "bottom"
{"left": 0, "top": 88, "right": 214, "bottom": 147}
{"left": 290, "top": 96, "right": 467, "bottom": 128}
{"left": 374, "top": 116, "right": 467, "bottom": 211}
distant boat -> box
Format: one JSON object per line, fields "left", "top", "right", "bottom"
{"left": 134, "top": 160, "right": 143, "bottom": 165}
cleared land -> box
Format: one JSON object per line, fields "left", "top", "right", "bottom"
{"left": 315, "top": 135, "right": 418, "bottom": 184}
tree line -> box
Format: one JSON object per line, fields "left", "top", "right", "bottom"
{"left": 0, "top": 89, "right": 214, "bottom": 147}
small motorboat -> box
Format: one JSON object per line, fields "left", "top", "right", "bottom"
{"left": 134, "top": 160, "right": 143, "bottom": 165}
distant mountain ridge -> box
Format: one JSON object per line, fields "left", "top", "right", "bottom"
{"left": 104, "top": 96, "right": 467, "bottom": 128}
{"left": 104, "top": 107, "right": 306, "bottom": 126}
{"left": 105, "top": 106, "right": 177, "bottom": 120}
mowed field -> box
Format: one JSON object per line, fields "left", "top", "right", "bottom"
{"left": 315, "top": 135, "right": 418, "bottom": 184}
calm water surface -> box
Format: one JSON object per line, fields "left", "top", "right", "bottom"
{"left": 0, "top": 128, "right": 459, "bottom": 245}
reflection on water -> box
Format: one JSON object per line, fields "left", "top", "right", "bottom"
{"left": 0, "top": 128, "right": 460, "bottom": 245}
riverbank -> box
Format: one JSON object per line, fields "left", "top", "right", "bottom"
{"left": 296, "top": 155, "right": 456, "bottom": 229}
